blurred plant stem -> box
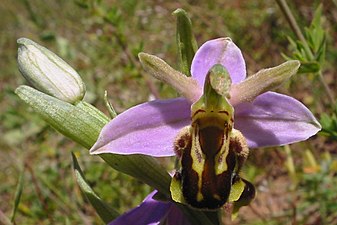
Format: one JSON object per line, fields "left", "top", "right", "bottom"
{"left": 275, "top": 0, "right": 335, "bottom": 105}
{"left": 25, "top": 161, "right": 53, "bottom": 223}
{"left": 284, "top": 145, "right": 298, "bottom": 186}
{"left": 20, "top": 0, "right": 45, "bottom": 28}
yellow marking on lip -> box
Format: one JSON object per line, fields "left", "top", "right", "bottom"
{"left": 197, "top": 192, "right": 203, "bottom": 202}
{"left": 191, "top": 123, "right": 205, "bottom": 174}
{"left": 215, "top": 136, "right": 230, "bottom": 175}
{"left": 190, "top": 123, "right": 206, "bottom": 203}
{"left": 213, "top": 194, "right": 221, "bottom": 201}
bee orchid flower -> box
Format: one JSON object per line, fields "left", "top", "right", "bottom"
{"left": 90, "top": 38, "right": 321, "bottom": 157}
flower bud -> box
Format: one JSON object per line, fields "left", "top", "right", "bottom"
{"left": 17, "top": 38, "right": 85, "bottom": 104}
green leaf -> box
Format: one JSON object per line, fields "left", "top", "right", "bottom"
{"left": 173, "top": 8, "right": 198, "bottom": 76}
{"left": 284, "top": 4, "right": 326, "bottom": 69}
{"left": 10, "top": 170, "right": 24, "bottom": 222}
{"left": 72, "top": 153, "right": 119, "bottom": 223}
{"left": 320, "top": 111, "right": 337, "bottom": 140}
{"left": 311, "top": 4, "right": 322, "bottom": 31}
{"left": 320, "top": 113, "right": 331, "bottom": 130}
{"left": 297, "top": 61, "right": 320, "bottom": 74}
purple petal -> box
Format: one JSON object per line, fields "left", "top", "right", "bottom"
{"left": 166, "top": 205, "right": 191, "bottom": 225}
{"left": 108, "top": 191, "right": 171, "bottom": 225}
{"left": 234, "top": 92, "right": 321, "bottom": 148}
{"left": 191, "top": 38, "right": 246, "bottom": 87}
{"left": 90, "top": 98, "right": 191, "bottom": 157}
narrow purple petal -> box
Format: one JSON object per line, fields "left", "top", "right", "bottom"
{"left": 234, "top": 92, "right": 321, "bottom": 148}
{"left": 191, "top": 38, "right": 246, "bottom": 87}
{"left": 108, "top": 191, "right": 171, "bottom": 225}
{"left": 90, "top": 98, "right": 191, "bottom": 157}
{"left": 166, "top": 205, "right": 191, "bottom": 225}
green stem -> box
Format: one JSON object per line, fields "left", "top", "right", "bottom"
{"left": 318, "top": 71, "right": 335, "bottom": 105}
{"left": 275, "top": 0, "right": 312, "bottom": 58}
{"left": 104, "top": 90, "right": 117, "bottom": 118}
{"left": 275, "top": 0, "right": 335, "bottom": 105}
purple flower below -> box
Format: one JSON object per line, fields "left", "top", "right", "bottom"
{"left": 109, "top": 191, "right": 190, "bottom": 225}
{"left": 90, "top": 38, "right": 321, "bottom": 157}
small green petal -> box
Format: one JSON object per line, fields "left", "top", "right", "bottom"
{"left": 173, "top": 8, "right": 198, "bottom": 76}
{"left": 138, "top": 52, "right": 201, "bottom": 102}
{"left": 230, "top": 60, "right": 300, "bottom": 105}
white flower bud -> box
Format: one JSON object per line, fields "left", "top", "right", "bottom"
{"left": 17, "top": 38, "right": 86, "bottom": 104}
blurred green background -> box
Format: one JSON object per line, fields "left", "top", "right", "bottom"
{"left": 1, "top": 0, "right": 337, "bottom": 224}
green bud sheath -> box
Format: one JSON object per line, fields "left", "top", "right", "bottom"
{"left": 15, "top": 85, "right": 104, "bottom": 148}
{"left": 15, "top": 85, "right": 171, "bottom": 196}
